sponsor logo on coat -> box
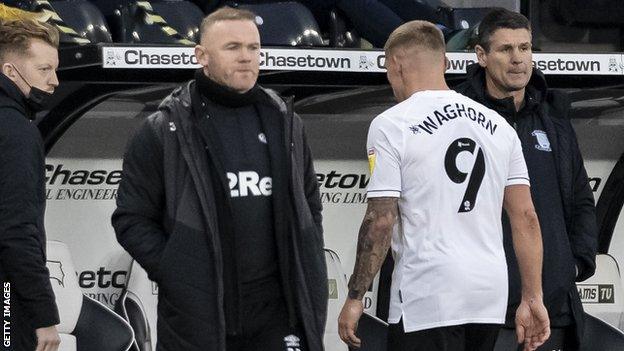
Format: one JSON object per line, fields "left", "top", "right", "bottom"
{"left": 227, "top": 171, "right": 272, "bottom": 197}
{"left": 284, "top": 334, "right": 301, "bottom": 351}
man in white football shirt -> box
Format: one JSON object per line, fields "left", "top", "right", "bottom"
{"left": 338, "top": 21, "right": 550, "bottom": 351}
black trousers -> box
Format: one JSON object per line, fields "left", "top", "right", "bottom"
{"left": 226, "top": 297, "right": 306, "bottom": 351}
{"left": 494, "top": 326, "right": 576, "bottom": 351}
{"left": 388, "top": 318, "right": 501, "bottom": 351}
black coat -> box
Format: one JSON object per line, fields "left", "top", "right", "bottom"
{"left": 0, "top": 74, "right": 59, "bottom": 350}
{"left": 112, "top": 81, "right": 327, "bottom": 351}
{"left": 455, "top": 64, "right": 598, "bottom": 345}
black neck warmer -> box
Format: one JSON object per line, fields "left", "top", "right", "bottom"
{"left": 194, "top": 69, "right": 260, "bottom": 108}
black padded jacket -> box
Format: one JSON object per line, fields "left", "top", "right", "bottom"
{"left": 112, "top": 81, "right": 327, "bottom": 351}
{"left": 0, "top": 74, "right": 59, "bottom": 350}
{"left": 456, "top": 64, "right": 598, "bottom": 346}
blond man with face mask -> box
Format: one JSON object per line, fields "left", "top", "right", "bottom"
{"left": 0, "top": 18, "right": 61, "bottom": 351}
{"left": 338, "top": 20, "right": 550, "bottom": 351}
{"left": 112, "top": 7, "right": 326, "bottom": 351}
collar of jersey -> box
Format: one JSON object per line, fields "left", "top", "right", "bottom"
{"left": 408, "top": 89, "right": 454, "bottom": 100}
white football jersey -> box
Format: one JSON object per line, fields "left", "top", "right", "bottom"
{"left": 366, "top": 90, "right": 529, "bottom": 332}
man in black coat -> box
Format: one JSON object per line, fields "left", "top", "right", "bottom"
{"left": 455, "top": 8, "right": 598, "bottom": 350}
{"left": 0, "top": 18, "right": 61, "bottom": 351}
{"left": 112, "top": 7, "right": 327, "bottom": 351}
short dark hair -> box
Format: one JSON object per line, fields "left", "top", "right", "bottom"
{"left": 0, "top": 18, "right": 59, "bottom": 64}
{"left": 477, "top": 8, "right": 530, "bottom": 52}
{"left": 199, "top": 7, "right": 257, "bottom": 40}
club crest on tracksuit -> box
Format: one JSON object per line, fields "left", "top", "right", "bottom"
{"left": 531, "top": 130, "right": 551, "bottom": 152}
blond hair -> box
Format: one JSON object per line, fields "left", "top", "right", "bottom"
{"left": 199, "top": 7, "right": 256, "bottom": 40}
{"left": 384, "top": 20, "right": 445, "bottom": 56}
{"left": 0, "top": 18, "right": 59, "bottom": 64}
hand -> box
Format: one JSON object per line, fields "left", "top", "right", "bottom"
{"left": 338, "top": 298, "right": 364, "bottom": 349}
{"left": 515, "top": 298, "right": 550, "bottom": 351}
{"left": 35, "top": 325, "right": 60, "bottom": 351}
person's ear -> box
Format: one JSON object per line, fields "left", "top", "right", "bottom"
{"left": 475, "top": 44, "right": 487, "bottom": 68}
{"left": 194, "top": 45, "right": 209, "bottom": 67}
{"left": 1, "top": 63, "right": 19, "bottom": 83}
{"left": 395, "top": 56, "right": 403, "bottom": 77}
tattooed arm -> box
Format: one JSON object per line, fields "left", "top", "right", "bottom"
{"left": 348, "top": 197, "right": 398, "bottom": 299}
{"left": 338, "top": 197, "right": 399, "bottom": 348}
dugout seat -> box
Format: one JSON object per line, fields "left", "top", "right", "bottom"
{"left": 328, "top": 8, "right": 361, "bottom": 48}
{"left": 2, "top": 0, "right": 92, "bottom": 44}
{"left": 582, "top": 312, "right": 624, "bottom": 350}
{"left": 237, "top": 2, "right": 325, "bottom": 46}
{"left": 325, "top": 249, "right": 388, "bottom": 351}
{"left": 325, "top": 249, "right": 349, "bottom": 351}
{"left": 50, "top": 0, "right": 112, "bottom": 43}
{"left": 115, "top": 261, "right": 158, "bottom": 351}
{"left": 436, "top": 6, "right": 490, "bottom": 31}
{"left": 46, "top": 241, "right": 134, "bottom": 351}
{"left": 90, "top": 0, "right": 200, "bottom": 44}
{"left": 579, "top": 254, "right": 624, "bottom": 329}
{"left": 151, "top": 0, "right": 204, "bottom": 42}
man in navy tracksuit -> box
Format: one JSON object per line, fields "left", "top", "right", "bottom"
{"left": 455, "top": 9, "right": 598, "bottom": 350}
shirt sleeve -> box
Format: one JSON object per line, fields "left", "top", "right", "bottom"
{"left": 506, "top": 134, "right": 530, "bottom": 186}
{"left": 366, "top": 115, "right": 402, "bottom": 198}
